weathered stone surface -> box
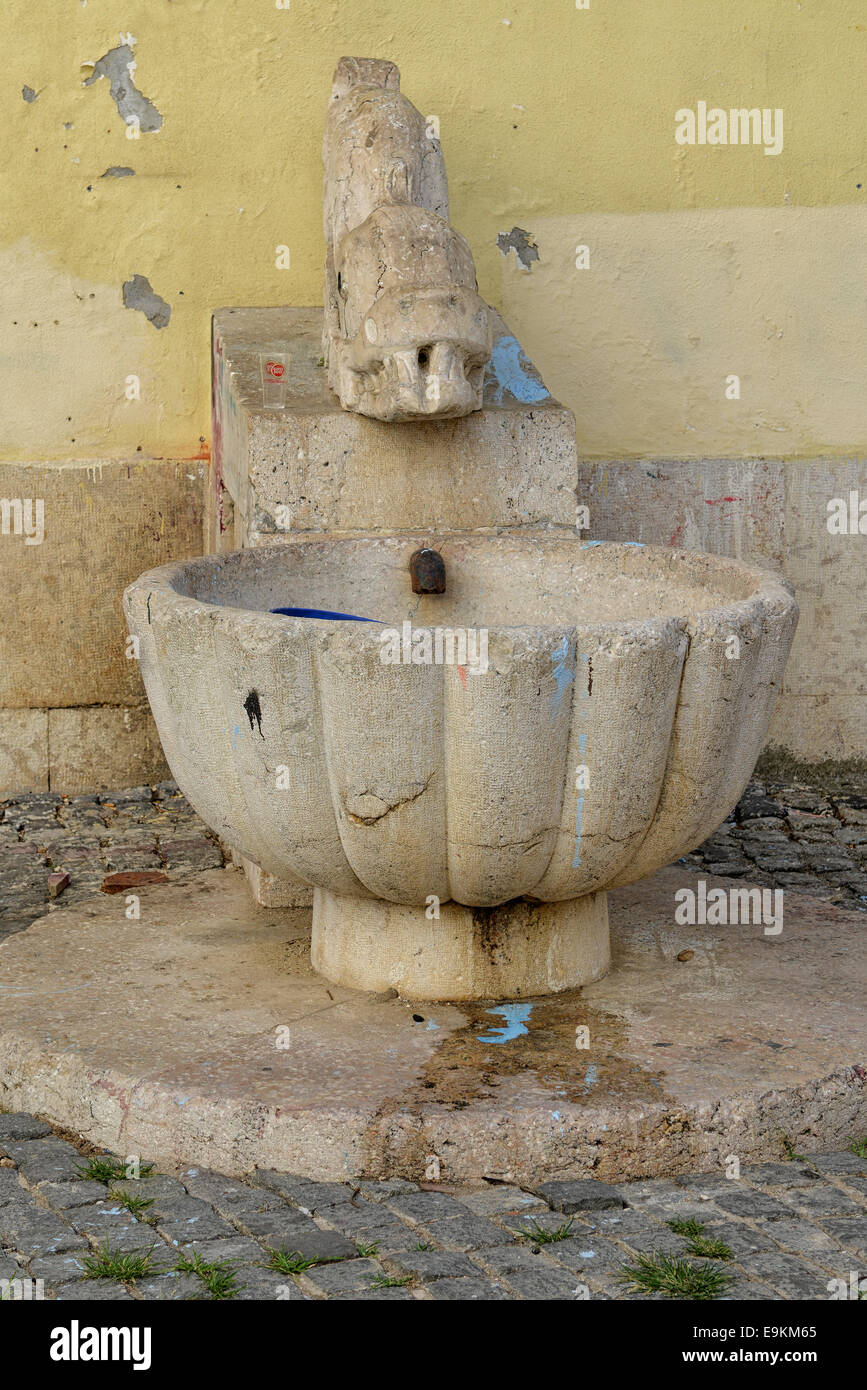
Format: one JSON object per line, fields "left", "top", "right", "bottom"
{"left": 234, "top": 1209, "right": 355, "bottom": 1261}
{"left": 236, "top": 855, "right": 313, "bottom": 908}
{"left": 820, "top": 1217, "right": 867, "bottom": 1256}
{"left": 301, "top": 1256, "right": 385, "bottom": 1295}
{"left": 536, "top": 1180, "right": 627, "bottom": 1214}
{"left": 157, "top": 1212, "right": 237, "bottom": 1246}
{"left": 494, "top": 1266, "right": 588, "bottom": 1299}
{"left": 0, "top": 1138, "right": 84, "bottom": 1184}
{"left": 232, "top": 1267, "right": 309, "bottom": 1300}
{"left": 460, "top": 1187, "right": 547, "bottom": 1218}
{"left": 381, "top": 1249, "right": 476, "bottom": 1282}
{"left": 0, "top": 1113, "right": 52, "bottom": 1142}
{"left": 0, "top": 711, "right": 48, "bottom": 794}
{"left": 47, "top": 706, "right": 169, "bottom": 795}
{"left": 736, "top": 1252, "right": 839, "bottom": 1298}
{"left": 137, "top": 1273, "right": 203, "bottom": 1301}
{"left": 427, "top": 1277, "right": 509, "bottom": 1300}
{"left": 419, "top": 1214, "right": 513, "bottom": 1251}
{"left": 37, "top": 1181, "right": 110, "bottom": 1210}
{"left": 0, "top": 1205, "right": 87, "bottom": 1258}
{"left": 0, "top": 1170, "right": 25, "bottom": 1205}
{"left": 542, "top": 1236, "right": 625, "bottom": 1276}
{"left": 386, "top": 1191, "right": 469, "bottom": 1224}
{"left": 4, "top": 1109, "right": 867, "bottom": 1302}
{"left": 27, "top": 1252, "right": 91, "bottom": 1283}
{"left": 313, "top": 888, "right": 609, "bottom": 1000}
{"left": 569, "top": 456, "right": 867, "bottom": 762}
{"left": 0, "top": 460, "right": 205, "bottom": 796}
{"left": 0, "top": 460, "right": 205, "bottom": 712}
{"left": 178, "top": 1169, "right": 285, "bottom": 1220}
{"left": 250, "top": 1174, "right": 355, "bottom": 1209}
{"left": 713, "top": 1190, "right": 796, "bottom": 1222}
{"left": 54, "top": 1279, "right": 136, "bottom": 1301}
{"left": 809, "top": 1151, "right": 867, "bottom": 1177}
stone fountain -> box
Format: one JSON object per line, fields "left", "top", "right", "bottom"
{"left": 124, "top": 58, "right": 797, "bottom": 1002}
{"left": 6, "top": 61, "right": 866, "bottom": 1183}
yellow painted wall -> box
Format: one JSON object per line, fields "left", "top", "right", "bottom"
{"left": 1, "top": 0, "right": 865, "bottom": 461}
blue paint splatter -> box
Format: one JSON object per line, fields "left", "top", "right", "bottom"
{"left": 550, "top": 635, "right": 574, "bottom": 715}
{"left": 477, "top": 1002, "right": 533, "bottom": 1043}
{"left": 231, "top": 724, "right": 239, "bottom": 751}
{"left": 425, "top": 1018, "right": 440, "bottom": 1031}
{"left": 583, "top": 1063, "right": 598, "bottom": 1088}
{"left": 572, "top": 652, "right": 590, "bottom": 867}
{"left": 573, "top": 728, "right": 587, "bottom": 868}
{"left": 489, "top": 336, "right": 550, "bottom": 405}
{"left": 582, "top": 539, "right": 606, "bottom": 548}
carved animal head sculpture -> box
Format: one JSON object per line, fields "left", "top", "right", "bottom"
{"left": 322, "top": 57, "right": 492, "bottom": 421}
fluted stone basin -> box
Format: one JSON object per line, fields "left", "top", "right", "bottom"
{"left": 124, "top": 535, "right": 797, "bottom": 999}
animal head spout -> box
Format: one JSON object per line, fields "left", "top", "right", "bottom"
{"left": 322, "top": 58, "right": 492, "bottom": 421}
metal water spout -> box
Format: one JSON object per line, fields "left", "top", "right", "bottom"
{"left": 409, "top": 547, "right": 446, "bottom": 593}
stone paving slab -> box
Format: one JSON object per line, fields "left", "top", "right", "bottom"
{"left": 1, "top": 1118, "right": 867, "bottom": 1300}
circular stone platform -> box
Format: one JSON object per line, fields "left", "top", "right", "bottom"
{"left": 0, "top": 866, "right": 864, "bottom": 1184}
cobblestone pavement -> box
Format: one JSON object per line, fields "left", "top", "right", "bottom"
{"left": 679, "top": 777, "right": 867, "bottom": 912}
{"left": 1, "top": 1117, "right": 866, "bottom": 1300}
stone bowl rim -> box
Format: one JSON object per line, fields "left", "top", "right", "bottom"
{"left": 124, "top": 536, "right": 797, "bottom": 645}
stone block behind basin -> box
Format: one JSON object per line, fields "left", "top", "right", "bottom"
{"left": 211, "top": 307, "right": 575, "bottom": 549}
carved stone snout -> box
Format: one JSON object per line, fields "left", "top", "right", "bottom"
{"left": 326, "top": 206, "right": 492, "bottom": 421}
{"left": 338, "top": 285, "right": 491, "bottom": 421}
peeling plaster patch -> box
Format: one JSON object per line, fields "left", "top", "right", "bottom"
{"left": 101, "top": 166, "right": 136, "bottom": 178}
{"left": 496, "top": 226, "right": 539, "bottom": 270}
{"left": 22, "top": 86, "right": 39, "bottom": 103}
{"left": 122, "top": 275, "right": 171, "bottom": 329}
{"left": 83, "top": 43, "right": 162, "bottom": 133}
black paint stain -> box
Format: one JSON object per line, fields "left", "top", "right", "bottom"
{"left": 587, "top": 657, "right": 593, "bottom": 696}
{"left": 243, "top": 689, "right": 265, "bottom": 738}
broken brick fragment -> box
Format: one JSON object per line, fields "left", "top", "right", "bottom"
{"left": 100, "top": 870, "right": 168, "bottom": 894}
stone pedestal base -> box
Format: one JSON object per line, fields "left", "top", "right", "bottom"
{"left": 311, "top": 889, "right": 610, "bottom": 1000}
